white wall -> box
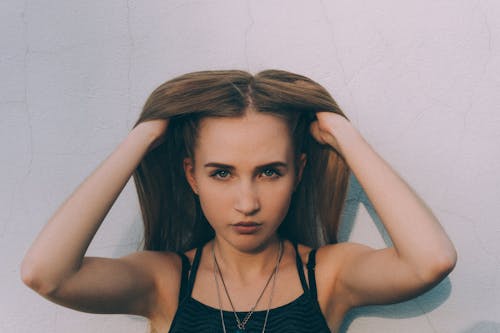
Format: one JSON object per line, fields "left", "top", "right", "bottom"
{"left": 2, "top": 1, "right": 499, "bottom": 332}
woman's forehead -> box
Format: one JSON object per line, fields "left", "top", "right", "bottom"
{"left": 194, "top": 112, "right": 294, "bottom": 164}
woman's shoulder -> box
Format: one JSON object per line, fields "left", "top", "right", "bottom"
{"left": 313, "top": 242, "right": 367, "bottom": 272}
{"left": 137, "top": 249, "right": 183, "bottom": 267}
{"left": 133, "top": 250, "right": 186, "bottom": 319}
{"left": 312, "top": 242, "right": 376, "bottom": 302}
{"left": 315, "top": 241, "right": 375, "bottom": 268}
{"left": 138, "top": 246, "right": 199, "bottom": 267}
{"left": 294, "top": 240, "right": 346, "bottom": 266}
{"left": 282, "top": 239, "right": 342, "bottom": 266}
{"left": 113, "top": 250, "right": 183, "bottom": 284}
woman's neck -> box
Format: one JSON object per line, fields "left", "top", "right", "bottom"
{"left": 210, "top": 235, "right": 283, "bottom": 285}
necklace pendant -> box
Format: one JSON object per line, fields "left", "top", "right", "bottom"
{"left": 235, "top": 329, "right": 245, "bottom": 333}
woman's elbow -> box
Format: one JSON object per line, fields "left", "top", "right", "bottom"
{"left": 420, "top": 247, "right": 458, "bottom": 285}
{"left": 20, "top": 260, "right": 58, "bottom": 296}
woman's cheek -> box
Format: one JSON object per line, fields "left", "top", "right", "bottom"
{"left": 264, "top": 183, "right": 295, "bottom": 219}
{"left": 197, "top": 184, "right": 231, "bottom": 222}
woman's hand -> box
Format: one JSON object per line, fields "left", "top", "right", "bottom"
{"left": 132, "top": 118, "right": 170, "bottom": 153}
{"left": 309, "top": 111, "right": 352, "bottom": 155}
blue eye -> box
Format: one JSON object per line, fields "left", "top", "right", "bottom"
{"left": 211, "top": 169, "right": 230, "bottom": 179}
{"left": 262, "top": 169, "right": 280, "bottom": 178}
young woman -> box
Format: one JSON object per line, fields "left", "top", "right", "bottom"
{"left": 21, "top": 70, "right": 457, "bottom": 333}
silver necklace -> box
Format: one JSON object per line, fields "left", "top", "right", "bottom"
{"left": 214, "top": 254, "right": 275, "bottom": 328}
{"left": 212, "top": 239, "right": 284, "bottom": 333}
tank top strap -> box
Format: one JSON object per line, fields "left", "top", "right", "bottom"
{"left": 176, "top": 243, "right": 204, "bottom": 303}
{"left": 175, "top": 251, "right": 191, "bottom": 303}
{"left": 306, "top": 248, "right": 319, "bottom": 300}
{"left": 293, "top": 240, "right": 310, "bottom": 293}
{"left": 186, "top": 243, "right": 204, "bottom": 296}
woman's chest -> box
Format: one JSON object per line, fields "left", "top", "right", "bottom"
{"left": 164, "top": 296, "right": 335, "bottom": 333}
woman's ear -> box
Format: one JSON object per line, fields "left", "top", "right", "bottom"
{"left": 183, "top": 157, "right": 199, "bottom": 195}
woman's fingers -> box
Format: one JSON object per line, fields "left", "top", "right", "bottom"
{"left": 309, "top": 114, "right": 342, "bottom": 153}
{"left": 134, "top": 119, "right": 170, "bottom": 153}
{"left": 309, "top": 120, "right": 327, "bottom": 145}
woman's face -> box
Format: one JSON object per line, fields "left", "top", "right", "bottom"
{"left": 183, "top": 110, "right": 306, "bottom": 251}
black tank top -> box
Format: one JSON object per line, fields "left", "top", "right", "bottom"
{"left": 168, "top": 240, "right": 332, "bottom": 332}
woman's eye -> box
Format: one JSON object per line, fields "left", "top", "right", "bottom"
{"left": 262, "top": 169, "right": 280, "bottom": 178}
{"left": 212, "top": 170, "right": 230, "bottom": 179}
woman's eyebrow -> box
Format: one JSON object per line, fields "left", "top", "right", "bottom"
{"left": 203, "top": 162, "right": 235, "bottom": 170}
{"left": 255, "top": 162, "right": 289, "bottom": 170}
{"left": 203, "top": 162, "right": 288, "bottom": 169}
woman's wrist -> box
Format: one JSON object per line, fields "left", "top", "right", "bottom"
{"left": 126, "top": 124, "right": 159, "bottom": 154}
{"left": 325, "top": 116, "right": 363, "bottom": 155}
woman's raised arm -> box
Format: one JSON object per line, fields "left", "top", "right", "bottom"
{"left": 310, "top": 112, "right": 457, "bottom": 308}
{"left": 20, "top": 119, "right": 173, "bottom": 316}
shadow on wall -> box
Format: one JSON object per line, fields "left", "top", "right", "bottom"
{"left": 460, "top": 321, "right": 500, "bottom": 333}
{"left": 338, "top": 175, "right": 453, "bottom": 333}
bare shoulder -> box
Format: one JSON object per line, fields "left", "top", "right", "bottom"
{"left": 293, "top": 243, "right": 342, "bottom": 295}
{"left": 313, "top": 242, "right": 373, "bottom": 294}
{"left": 124, "top": 250, "right": 182, "bottom": 284}
{"left": 316, "top": 242, "right": 373, "bottom": 268}
{"left": 296, "top": 241, "right": 368, "bottom": 276}
{"left": 143, "top": 247, "right": 200, "bottom": 325}
{"left": 131, "top": 250, "right": 185, "bottom": 320}
{"left": 301, "top": 242, "right": 373, "bottom": 329}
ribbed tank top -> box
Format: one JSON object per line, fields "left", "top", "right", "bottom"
{"left": 168, "top": 240, "right": 332, "bottom": 332}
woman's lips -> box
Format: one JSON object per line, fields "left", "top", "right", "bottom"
{"left": 232, "top": 222, "right": 261, "bottom": 234}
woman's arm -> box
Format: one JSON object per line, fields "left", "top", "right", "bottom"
{"left": 20, "top": 120, "right": 172, "bottom": 316}
{"left": 311, "top": 112, "right": 457, "bottom": 307}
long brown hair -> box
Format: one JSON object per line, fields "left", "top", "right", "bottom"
{"left": 132, "top": 69, "right": 350, "bottom": 252}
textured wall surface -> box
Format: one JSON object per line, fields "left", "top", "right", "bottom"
{"left": 2, "top": 1, "right": 499, "bottom": 332}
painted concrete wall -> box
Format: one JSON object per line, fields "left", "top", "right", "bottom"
{"left": 2, "top": 1, "right": 499, "bottom": 332}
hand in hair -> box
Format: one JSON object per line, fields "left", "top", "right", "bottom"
{"left": 309, "top": 111, "right": 350, "bottom": 154}
{"left": 133, "top": 118, "right": 170, "bottom": 153}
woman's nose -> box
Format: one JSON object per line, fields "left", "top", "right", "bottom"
{"left": 234, "top": 181, "right": 260, "bottom": 216}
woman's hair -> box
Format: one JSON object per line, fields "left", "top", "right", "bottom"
{"left": 132, "top": 69, "right": 350, "bottom": 252}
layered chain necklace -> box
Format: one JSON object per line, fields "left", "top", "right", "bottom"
{"left": 212, "top": 239, "right": 284, "bottom": 333}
